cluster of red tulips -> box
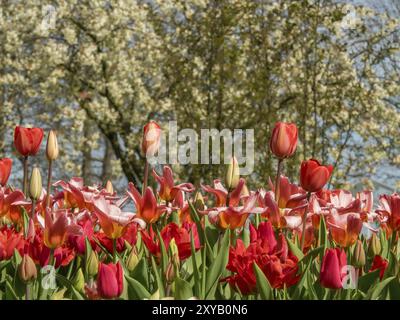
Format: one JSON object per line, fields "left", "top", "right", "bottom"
{"left": 0, "top": 122, "right": 399, "bottom": 300}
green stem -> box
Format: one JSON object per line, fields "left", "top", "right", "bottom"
{"left": 300, "top": 192, "right": 312, "bottom": 252}
{"left": 142, "top": 160, "right": 149, "bottom": 195}
{"left": 46, "top": 160, "right": 53, "bottom": 208}
{"left": 23, "top": 156, "right": 29, "bottom": 196}
{"left": 274, "top": 159, "right": 283, "bottom": 202}
{"left": 113, "top": 238, "right": 117, "bottom": 263}
{"left": 25, "top": 283, "right": 31, "bottom": 300}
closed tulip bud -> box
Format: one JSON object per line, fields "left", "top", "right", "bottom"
{"left": 369, "top": 233, "right": 381, "bottom": 257}
{"left": 300, "top": 159, "right": 333, "bottom": 193}
{"left": 225, "top": 156, "right": 240, "bottom": 190}
{"left": 18, "top": 254, "right": 37, "bottom": 283}
{"left": 169, "top": 238, "right": 180, "bottom": 268}
{"left": 86, "top": 250, "right": 99, "bottom": 278}
{"left": 352, "top": 240, "right": 366, "bottom": 268}
{"left": 29, "top": 167, "right": 42, "bottom": 200}
{"left": 97, "top": 262, "right": 124, "bottom": 299}
{"left": 165, "top": 260, "right": 176, "bottom": 284}
{"left": 270, "top": 122, "right": 298, "bottom": 159}
{"left": 46, "top": 130, "right": 59, "bottom": 161}
{"left": 194, "top": 191, "right": 205, "bottom": 211}
{"left": 126, "top": 248, "right": 139, "bottom": 272}
{"left": 72, "top": 268, "right": 85, "bottom": 292}
{"left": 141, "top": 121, "right": 161, "bottom": 158}
{"left": 0, "top": 158, "right": 12, "bottom": 187}
{"left": 105, "top": 180, "right": 114, "bottom": 194}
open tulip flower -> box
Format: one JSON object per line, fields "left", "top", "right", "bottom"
{"left": 152, "top": 166, "right": 195, "bottom": 202}
{"left": 127, "top": 183, "right": 166, "bottom": 224}
{"left": 93, "top": 196, "right": 145, "bottom": 240}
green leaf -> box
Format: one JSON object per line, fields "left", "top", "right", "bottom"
{"left": 157, "top": 229, "right": 168, "bottom": 274}
{"left": 367, "top": 276, "right": 395, "bottom": 300}
{"left": 125, "top": 275, "right": 151, "bottom": 299}
{"left": 286, "top": 236, "right": 304, "bottom": 260}
{"left": 5, "top": 279, "right": 19, "bottom": 300}
{"left": 190, "top": 232, "right": 201, "bottom": 298}
{"left": 151, "top": 257, "right": 165, "bottom": 298}
{"left": 357, "top": 269, "right": 380, "bottom": 293}
{"left": 130, "top": 259, "right": 149, "bottom": 288}
{"left": 205, "top": 229, "right": 230, "bottom": 299}
{"left": 174, "top": 277, "right": 193, "bottom": 300}
{"left": 253, "top": 263, "right": 274, "bottom": 300}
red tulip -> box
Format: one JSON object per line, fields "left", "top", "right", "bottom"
{"left": 14, "top": 126, "right": 44, "bottom": 157}
{"left": 0, "top": 158, "right": 12, "bottom": 186}
{"left": 376, "top": 194, "right": 400, "bottom": 234}
{"left": 320, "top": 248, "right": 347, "bottom": 289}
{"left": 97, "top": 262, "right": 123, "bottom": 299}
{"left": 300, "top": 159, "right": 333, "bottom": 193}
{"left": 0, "top": 226, "right": 25, "bottom": 260}
{"left": 141, "top": 121, "right": 161, "bottom": 158}
{"left": 369, "top": 255, "right": 388, "bottom": 280}
{"left": 269, "top": 122, "right": 298, "bottom": 159}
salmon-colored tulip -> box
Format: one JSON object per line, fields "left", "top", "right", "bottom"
{"left": 320, "top": 248, "right": 347, "bottom": 289}
{"left": 93, "top": 196, "right": 144, "bottom": 239}
{"left": 327, "top": 211, "right": 363, "bottom": 247}
{"left": 44, "top": 209, "right": 82, "bottom": 249}
{"left": 97, "top": 262, "right": 123, "bottom": 299}
{"left": 14, "top": 126, "right": 44, "bottom": 157}
{"left": 300, "top": 159, "right": 333, "bottom": 193}
{"left": 141, "top": 121, "right": 161, "bottom": 158}
{"left": 0, "top": 158, "right": 12, "bottom": 186}
{"left": 127, "top": 183, "right": 166, "bottom": 224}
{"left": 269, "top": 122, "right": 298, "bottom": 159}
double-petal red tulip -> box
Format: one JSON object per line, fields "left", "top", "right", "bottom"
{"left": 0, "top": 226, "right": 25, "bottom": 260}
{"left": 97, "top": 262, "right": 123, "bottom": 299}
{"left": 141, "top": 222, "right": 200, "bottom": 261}
{"left": 14, "top": 126, "right": 44, "bottom": 157}
{"left": 127, "top": 183, "right": 166, "bottom": 224}
{"left": 0, "top": 158, "right": 12, "bottom": 186}
{"left": 152, "top": 166, "right": 194, "bottom": 202}
{"left": 320, "top": 248, "right": 347, "bottom": 289}
{"left": 269, "top": 122, "right": 298, "bottom": 159}
{"left": 300, "top": 159, "right": 333, "bottom": 193}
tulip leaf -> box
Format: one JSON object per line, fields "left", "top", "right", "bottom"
{"left": 357, "top": 269, "right": 380, "bottom": 293}
{"left": 131, "top": 259, "right": 149, "bottom": 289}
{"left": 151, "top": 257, "right": 165, "bottom": 298}
{"left": 367, "top": 276, "right": 395, "bottom": 300}
{"left": 388, "top": 277, "right": 400, "bottom": 300}
{"left": 205, "top": 229, "right": 230, "bottom": 299}
{"left": 189, "top": 202, "right": 213, "bottom": 258}
{"left": 190, "top": 232, "right": 201, "bottom": 298}
{"left": 125, "top": 275, "right": 151, "bottom": 299}
{"left": 174, "top": 277, "right": 193, "bottom": 300}
{"left": 253, "top": 262, "right": 274, "bottom": 300}
{"left": 0, "top": 260, "right": 9, "bottom": 272}
{"left": 70, "top": 286, "right": 85, "bottom": 300}
{"left": 318, "top": 215, "right": 329, "bottom": 251}
{"left": 286, "top": 235, "right": 304, "bottom": 260}
{"left": 156, "top": 229, "right": 168, "bottom": 275}
{"left": 5, "top": 279, "right": 19, "bottom": 300}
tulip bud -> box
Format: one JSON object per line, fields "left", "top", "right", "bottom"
{"left": 141, "top": 121, "right": 161, "bottom": 158}
{"left": 86, "top": 250, "right": 99, "bottom": 278}
{"left": 169, "top": 238, "right": 180, "bottom": 268}
{"left": 225, "top": 156, "right": 240, "bottom": 190}
{"left": 29, "top": 167, "right": 42, "bottom": 200}
{"left": 18, "top": 254, "right": 37, "bottom": 283}
{"left": 193, "top": 191, "right": 205, "bottom": 211}
{"left": 46, "top": 130, "right": 59, "bottom": 161}
{"left": 105, "top": 180, "right": 114, "bottom": 194}
{"left": 72, "top": 268, "right": 85, "bottom": 292}
{"left": 126, "top": 248, "right": 139, "bottom": 272}
{"left": 369, "top": 233, "right": 381, "bottom": 257}
{"left": 352, "top": 240, "right": 366, "bottom": 268}
{"left": 269, "top": 122, "right": 298, "bottom": 159}
{"left": 165, "top": 260, "right": 176, "bottom": 284}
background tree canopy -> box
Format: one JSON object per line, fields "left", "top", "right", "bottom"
{"left": 0, "top": 0, "right": 399, "bottom": 193}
